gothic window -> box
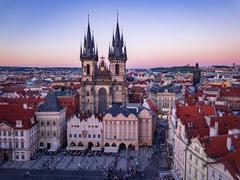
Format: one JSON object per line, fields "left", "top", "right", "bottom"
{"left": 115, "top": 64, "right": 119, "bottom": 75}
{"left": 86, "top": 64, "right": 90, "bottom": 75}
{"left": 98, "top": 87, "right": 107, "bottom": 113}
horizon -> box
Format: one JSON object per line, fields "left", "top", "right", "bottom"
{"left": 0, "top": 0, "right": 240, "bottom": 68}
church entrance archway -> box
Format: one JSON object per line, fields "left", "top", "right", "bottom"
{"left": 119, "top": 143, "right": 126, "bottom": 152}
{"left": 98, "top": 87, "right": 107, "bottom": 113}
{"left": 128, "top": 144, "right": 135, "bottom": 150}
{"left": 88, "top": 142, "right": 93, "bottom": 150}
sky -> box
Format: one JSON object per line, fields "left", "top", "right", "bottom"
{"left": 0, "top": 0, "right": 240, "bottom": 68}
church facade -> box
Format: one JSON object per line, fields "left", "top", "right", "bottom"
{"left": 79, "top": 17, "right": 128, "bottom": 114}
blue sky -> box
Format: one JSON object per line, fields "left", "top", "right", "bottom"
{"left": 0, "top": 0, "right": 240, "bottom": 68}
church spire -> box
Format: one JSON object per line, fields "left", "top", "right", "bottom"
{"left": 81, "top": 14, "right": 98, "bottom": 61}
{"left": 108, "top": 13, "right": 127, "bottom": 61}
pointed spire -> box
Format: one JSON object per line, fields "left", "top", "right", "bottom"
{"left": 115, "top": 14, "right": 121, "bottom": 47}
{"left": 112, "top": 32, "right": 115, "bottom": 47}
{"left": 108, "top": 13, "right": 127, "bottom": 61}
{"left": 124, "top": 44, "right": 127, "bottom": 58}
{"left": 96, "top": 45, "right": 98, "bottom": 57}
{"left": 80, "top": 43, "right": 82, "bottom": 56}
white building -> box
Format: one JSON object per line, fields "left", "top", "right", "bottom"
{"left": 0, "top": 104, "right": 38, "bottom": 161}
{"left": 67, "top": 113, "right": 103, "bottom": 151}
{"left": 35, "top": 91, "right": 66, "bottom": 151}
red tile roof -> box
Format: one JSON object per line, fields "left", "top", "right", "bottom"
{"left": 210, "top": 115, "right": 240, "bottom": 135}
{"left": 218, "top": 148, "right": 240, "bottom": 180}
{"left": 199, "top": 134, "right": 240, "bottom": 159}
{"left": 176, "top": 104, "right": 216, "bottom": 140}
{"left": 0, "top": 104, "right": 36, "bottom": 129}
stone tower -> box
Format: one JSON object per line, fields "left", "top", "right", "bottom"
{"left": 79, "top": 16, "right": 98, "bottom": 113}
{"left": 79, "top": 15, "right": 128, "bottom": 114}
{"left": 193, "top": 63, "right": 201, "bottom": 86}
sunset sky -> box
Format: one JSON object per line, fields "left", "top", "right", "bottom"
{"left": 0, "top": 0, "right": 240, "bottom": 68}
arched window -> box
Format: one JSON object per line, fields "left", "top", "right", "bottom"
{"left": 115, "top": 64, "right": 119, "bottom": 75}
{"left": 86, "top": 91, "right": 90, "bottom": 96}
{"left": 86, "top": 64, "right": 90, "bottom": 75}
{"left": 105, "top": 143, "right": 110, "bottom": 147}
{"left": 78, "top": 142, "right": 83, "bottom": 146}
{"left": 70, "top": 142, "right": 76, "bottom": 147}
{"left": 112, "top": 143, "right": 117, "bottom": 147}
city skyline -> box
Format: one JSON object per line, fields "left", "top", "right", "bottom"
{"left": 0, "top": 0, "right": 240, "bottom": 68}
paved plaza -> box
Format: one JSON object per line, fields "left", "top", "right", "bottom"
{"left": 0, "top": 147, "right": 153, "bottom": 172}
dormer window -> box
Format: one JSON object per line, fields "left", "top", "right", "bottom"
{"left": 16, "top": 120, "right": 22, "bottom": 128}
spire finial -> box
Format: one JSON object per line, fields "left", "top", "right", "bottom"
{"left": 117, "top": 11, "right": 119, "bottom": 23}
{"left": 88, "top": 14, "right": 90, "bottom": 24}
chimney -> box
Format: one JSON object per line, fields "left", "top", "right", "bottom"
{"left": 198, "top": 107, "right": 201, "bottom": 114}
{"left": 214, "top": 121, "right": 218, "bottom": 132}
{"left": 23, "top": 103, "right": 28, "bottom": 109}
{"left": 226, "top": 137, "right": 232, "bottom": 152}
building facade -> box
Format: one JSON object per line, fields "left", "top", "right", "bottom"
{"left": 149, "top": 84, "right": 182, "bottom": 119}
{"left": 103, "top": 105, "right": 153, "bottom": 152}
{"left": 35, "top": 91, "right": 66, "bottom": 151}
{"left": 67, "top": 113, "right": 103, "bottom": 151}
{"left": 0, "top": 104, "right": 38, "bottom": 161}
{"left": 79, "top": 18, "right": 128, "bottom": 114}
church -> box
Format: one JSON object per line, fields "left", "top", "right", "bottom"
{"left": 79, "top": 16, "right": 128, "bottom": 114}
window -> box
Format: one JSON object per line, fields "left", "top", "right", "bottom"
{"left": 79, "top": 134, "right": 81, "bottom": 138}
{"left": 212, "top": 170, "right": 215, "bottom": 178}
{"left": 194, "top": 169, "right": 198, "bottom": 178}
{"left": 189, "top": 165, "right": 192, "bottom": 174}
{"left": 47, "top": 121, "right": 50, "bottom": 126}
{"left": 3, "top": 130, "right": 6, "bottom": 136}
{"left": 9, "top": 142, "right": 12, "bottom": 148}
{"left": 116, "top": 86, "right": 118, "bottom": 91}
{"left": 189, "top": 154, "right": 192, "bottom": 161}
{"left": 21, "top": 142, "right": 24, "bottom": 148}
{"left": 20, "top": 131, "right": 24, "bottom": 136}
{"left": 88, "top": 134, "right": 91, "bottom": 138}
{"left": 8, "top": 131, "right": 11, "bottom": 136}
{"left": 201, "top": 174, "right": 205, "bottom": 180}
{"left": 53, "top": 121, "right": 56, "bottom": 126}
{"left": 115, "top": 64, "right": 119, "bottom": 75}
{"left": 219, "top": 175, "right": 222, "bottom": 180}
{"left": 15, "top": 131, "right": 18, "bottom": 136}
{"left": 74, "top": 134, "right": 77, "bottom": 138}
{"left": 86, "top": 64, "right": 90, "bottom": 75}
{"left": 195, "top": 158, "right": 198, "bottom": 165}
{"left": 53, "top": 131, "right": 56, "bottom": 137}
{"left": 15, "top": 142, "right": 19, "bottom": 148}
{"left": 41, "top": 121, "right": 44, "bottom": 126}
{"left": 69, "top": 134, "right": 72, "bottom": 138}
{"left": 93, "top": 134, "right": 96, "bottom": 138}
{"left": 86, "top": 91, "right": 90, "bottom": 96}
{"left": 15, "top": 154, "right": 19, "bottom": 159}
{"left": 98, "top": 134, "right": 100, "bottom": 138}
{"left": 95, "top": 125, "right": 98, "bottom": 128}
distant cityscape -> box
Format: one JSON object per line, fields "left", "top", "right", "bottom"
{"left": 1, "top": 0, "right": 240, "bottom": 180}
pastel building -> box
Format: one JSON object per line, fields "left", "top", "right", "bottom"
{"left": 35, "top": 91, "right": 66, "bottom": 151}
{"left": 0, "top": 104, "right": 38, "bottom": 161}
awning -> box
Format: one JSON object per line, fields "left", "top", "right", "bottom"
{"left": 91, "top": 147, "right": 101, "bottom": 151}
{"left": 66, "top": 146, "right": 86, "bottom": 151}
{"left": 104, "top": 147, "right": 118, "bottom": 153}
